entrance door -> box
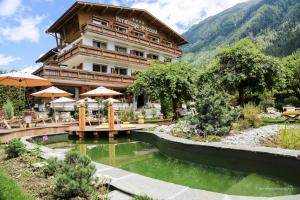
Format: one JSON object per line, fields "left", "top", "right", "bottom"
{"left": 137, "top": 95, "right": 145, "bottom": 108}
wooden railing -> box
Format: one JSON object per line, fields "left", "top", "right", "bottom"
{"left": 34, "top": 66, "right": 136, "bottom": 85}
{"left": 83, "top": 23, "right": 182, "bottom": 56}
{"left": 57, "top": 44, "right": 149, "bottom": 67}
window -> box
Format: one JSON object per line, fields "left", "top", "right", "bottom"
{"left": 93, "top": 64, "right": 107, "bottom": 73}
{"left": 92, "top": 18, "right": 108, "bottom": 27}
{"left": 93, "top": 40, "right": 107, "bottom": 49}
{"left": 111, "top": 67, "right": 127, "bottom": 75}
{"left": 114, "top": 25, "right": 127, "bottom": 33}
{"left": 147, "top": 54, "right": 159, "bottom": 60}
{"left": 115, "top": 45, "right": 127, "bottom": 54}
{"left": 150, "top": 36, "right": 159, "bottom": 43}
{"left": 77, "top": 63, "right": 83, "bottom": 70}
{"left": 163, "top": 40, "right": 172, "bottom": 47}
{"left": 130, "top": 50, "right": 144, "bottom": 58}
{"left": 132, "top": 31, "right": 144, "bottom": 38}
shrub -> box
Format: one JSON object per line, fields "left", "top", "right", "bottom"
{"left": 2, "top": 99, "right": 14, "bottom": 119}
{"left": 205, "top": 135, "right": 221, "bottom": 142}
{"left": 54, "top": 150, "right": 96, "bottom": 199}
{"left": 258, "top": 92, "right": 275, "bottom": 111}
{"left": 43, "top": 157, "right": 62, "bottom": 177}
{"left": 283, "top": 96, "right": 300, "bottom": 106}
{"left": 193, "top": 84, "right": 239, "bottom": 135}
{"left": 101, "top": 100, "right": 109, "bottom": 117}
{"left": 4, "top": 139, "right": 26, "bottom": 158}
{"left": 28, "top": 146, "right": 42, "bottom": 157}
{"left": 279, "top": 128, "right": 300, "bottom": 149}
{"left": 239, "top": 103, "right": 262, "bottom": 129}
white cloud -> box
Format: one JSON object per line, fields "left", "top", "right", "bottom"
{"left": 0, "top": 54, "right": 21, "bottom": 66}
{"left": 0, "top": 16, "right": 44, "bottom": 43}
{"left": 131, "top": 0, "right": 249, "bottom": 33}
{"left": 0, "top": 0, "right": 21, "bottom": 16}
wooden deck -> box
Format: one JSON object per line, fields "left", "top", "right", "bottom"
{"left": 0, "top": 123, "right": 76, "bottom": 143}
{"left": 0, "top": 123, "right": 156, "bottom": 143}
{"left": 69, "top": 124, "right": 157, "bottom": 139}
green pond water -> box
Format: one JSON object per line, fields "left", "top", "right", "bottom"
{"left": 42, "top": 135, "right": 300, "bottom": 197}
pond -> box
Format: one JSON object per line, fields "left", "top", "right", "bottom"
{"left": 36, "top": 134, "right": 300, "bottom": 197}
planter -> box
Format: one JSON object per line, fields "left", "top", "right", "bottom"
{"left": 137, "top": 116, "right": 144, "bottom": 124}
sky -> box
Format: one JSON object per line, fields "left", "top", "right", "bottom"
{"left": 0, "top": 0, "right": 248, "bottom": 72}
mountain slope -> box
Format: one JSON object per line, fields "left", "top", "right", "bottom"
{"left": 182, "top": 0, "right": 300, "bottom": 67}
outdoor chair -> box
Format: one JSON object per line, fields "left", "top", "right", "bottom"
{"left": 0, "top": 114, "right": 23, "bottom": 129}
{"left": 59, "top": 112, "right": 75, "bottom": 123}
{"left": 32, "top": 112, "right": 53, "bottom": 126}
{"left": 86, "top": 115, "right": 100, "bottom": 126}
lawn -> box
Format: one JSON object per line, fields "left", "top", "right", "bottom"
{"left": 0, "top": 167, "right": 34, "bottom": 200}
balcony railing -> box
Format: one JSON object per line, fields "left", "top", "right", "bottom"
{"left": 33, "top": 66, "right": 136, "bottom": 86}
{"left": 57, "top": 44, "right": 149, "bottom": 67}
{"left": 83, "top": 23, "right": 182, "bottom": 56}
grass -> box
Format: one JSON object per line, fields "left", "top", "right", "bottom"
{"left": 133, "top": 195, "right": 153, "bottom": 200}
{"left": 133, "top": 118, "right": 171, "bottom": 124}
{"left": 0, "top": 167, "right": 34, "bottom": 200}
{"left": 279, "top": 127, "right": 300, "bottom": 149}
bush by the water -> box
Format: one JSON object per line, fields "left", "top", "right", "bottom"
{"left": 4, "top": 139, "right": 26, "bottom": 158}
{"left": 279, "top": 128, "right": 300, "bottom": 149}
{"left": 43, "top": 157, "right": 62, "bottom": 177}
{"left": 54, "top": 150, "right": 96, "bottom": 199}
{"left": 193, "top": 84, "right": 239, "bottom": 135}
{"left": 239, "top": 103, "right": 262, "bottom": 129}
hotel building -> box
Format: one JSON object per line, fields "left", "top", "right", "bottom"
{"left": 33, "top": 1, "right": 187, "bottom": 107}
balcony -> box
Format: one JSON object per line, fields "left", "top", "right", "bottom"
{"left": 57, "top": 44, "right": 149, "bottom": 67}
{"left": 83, "top": 23, "right": 182, "bottom": 56}
{"left": 33, "top": 66, "right": 136, "bottom": 88}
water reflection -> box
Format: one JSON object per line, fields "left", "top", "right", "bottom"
{"left": 43, "top": 136, "right": 300, "bottom": 196}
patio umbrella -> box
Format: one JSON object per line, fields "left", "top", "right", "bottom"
{"left": 51, "top": 97, "right": 75, "bottom": 112}
{"left": 77, "top": 97, "right": 98, "bottom": 112}
{"left": 0, "top": 72, "right": 52, "bottom": 111}
{"left": 50, "top": 97, "right": 75, "bottom": 103}
{"left": 77, "top": 97, "right": 97, "bottom": 103}
{"left": 103, "top": 97, "right": 120, "bottom": 103}
{"left": 31, "top": 86, "right": 72, "bottom": 98}
{"left": 80, "top": 87, "right": 122, "bottom": 119}
{"left": 31, "top": 86, "right": 72, "bottom": 114}
{"left": 80, "top": 86, "right": 122, "bottom": 97}
{"left": 0, "top": 72, "right": 51, "bottom": 87}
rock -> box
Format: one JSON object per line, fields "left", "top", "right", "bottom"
{"left": 31, "top": 162, "right": 47, "bottom": 168}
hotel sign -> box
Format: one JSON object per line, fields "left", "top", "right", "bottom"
{"left": 116, "top": 16, "right": 158, "bottom": 34}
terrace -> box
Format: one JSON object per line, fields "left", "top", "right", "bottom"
{"left": 83, "top": 22, "right": 183, "bottom": 56}
{"left": 57, "top": 44, "right": 150, "bottom": 67}
{"left": 33, "top": 65, "right": 136, "bottom": 88}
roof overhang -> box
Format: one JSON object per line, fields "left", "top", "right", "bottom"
{"left": 46, "top": 1, "right": 188, "bottom": 46}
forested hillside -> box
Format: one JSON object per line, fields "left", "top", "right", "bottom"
{"left": 182, "top": 0, "right": 300, "bottom": 67}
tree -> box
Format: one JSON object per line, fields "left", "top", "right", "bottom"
{"left": 129, "top": 62, "right": 195, "bottom": 120}
{"left": 282, "top": 50, "right": 300, "bottom": 100}
{"left": 192, "top": 84, "right": 239, "bottom": 135}
{"left": 216, "top": 39, "right": 282, "bottom": 106}
{"left": 0, "top": 70, "right": 26, "bottom": 115}
{"left": 54, "top": 150, "right": 96, "bottom": 199}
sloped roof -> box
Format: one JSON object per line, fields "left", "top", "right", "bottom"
{"left": 46, "top": 1, "right": 187, "bottom": 45}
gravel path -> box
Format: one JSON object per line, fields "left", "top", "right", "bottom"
{"left": 220, "top": 125, "right": 284, "bottom": 146}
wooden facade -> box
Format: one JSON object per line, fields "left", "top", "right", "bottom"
{"left": 33, "top": 1, "right": 187, "bottom": 98}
